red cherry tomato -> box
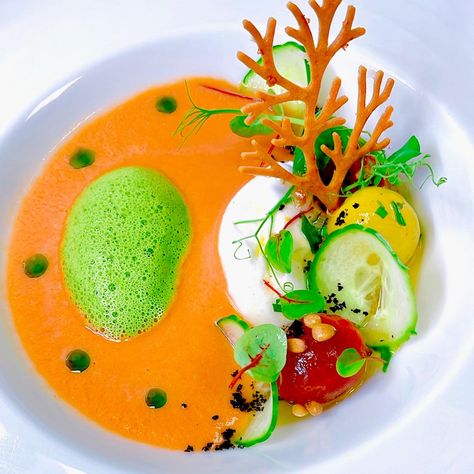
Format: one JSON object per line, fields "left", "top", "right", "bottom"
{"left": 278, "top": 314, "right": 371, "bottom": 405}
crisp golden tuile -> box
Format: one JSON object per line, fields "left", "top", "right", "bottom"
{"left": 237, "top": 0, "right": 395, "bottom": 210}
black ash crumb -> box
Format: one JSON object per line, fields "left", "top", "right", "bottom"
{"left": 201, "top": 429, "right": 238, "bottom": 452}
{"left": 352, "top": 203, "right": 360, "bottom": 209}
{"left": 181, "top": 403, "right": 188, "bottom": 408}
{"left": 230, "top": 383, "right": 268, "bottom": 413}
{"left": 279, "top": 204, "right": 286, "bottom": 211}
{"left": 212, "top": 415, "right": 219, "bottom": 420}
{"left": 329, "top": 300, "right": 347, "bottom": 312}
{"left": 334, "top": 210, "right": 347, "bottom": 226}
{"left": 215, "top": 429, "right": 236, "bottom": 451}
{"left": 337, "top": 282, "right": 344, "bottom": 291}
{"left": 202, "top": 442, "right": 213, "bottom": 452}
{"left": 184, "top": 445, "right": 194, "bottom": 452}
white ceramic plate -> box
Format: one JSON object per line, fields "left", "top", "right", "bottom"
{"left": 0, "top": 2, "right": 473, "bottom": 473}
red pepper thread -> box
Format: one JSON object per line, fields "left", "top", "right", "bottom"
{"left": 283, "top": 206, "right": 314, "bottom": 230}
{"left": 262, "top": 280, "right": 311, "bottom": 304}
{"left": 229, "top": 345, "right": 270, "bottom": 389}
{"left": 201, "top": 84, "right": 255, "bottom": 101}
{"left": 260, "top": 134, "right": 280, "bottom": 167}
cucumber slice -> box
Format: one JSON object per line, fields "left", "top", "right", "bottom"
{"left": 234, "top": 381, "right": 278, "bottom": 447}
{"left": 241, "top": 41, "right": 310, "bottom": 119}
{"left": 310, "top": 225, "right": 417, "bottom": 349}
{"left": 216, "top": 314, "right": 250, "bottom": 344}
{"left": 215, "top": 315, "right": 279, "bottom": 447}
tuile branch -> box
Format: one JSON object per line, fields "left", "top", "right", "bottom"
{"left": 237, "top": 0, "right": 395, "bottom": 210}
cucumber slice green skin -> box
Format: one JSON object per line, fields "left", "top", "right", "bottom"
{"left": 234, "top": 381, "right": 278, "bottom": 448}
{"left": 310, "top": 224, "right": 417, "bottom": 350}
{"left": 215, "top": 315, "right": 279, "bottom": 447}
{"left": 216, "top": 314, "right": 250, "bottom": 345}
{"left": 241, "top": 41, "right": 310, "bottom": 119}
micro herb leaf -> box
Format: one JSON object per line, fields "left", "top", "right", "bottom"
{"left": 174, "top": 82, "right": 241, "bottom": 145}
{"left": 314, "top": 126, "right": 354, "bottom": 172}
{"left": 232, "top": 186, "right": 295, "bottom": 292}
{"left": 264, "top": 229, "right": 294, "bottom": 274}
{"left": 301, "top": 215, "right": 323, "bottom": 253}
{"left": 279, "top": 289, "right": 325, "bottom": 319}
{"left": 386, "top": 135, "right": 420, "bottom": 164}
{"left": 293, "top": 126, "right": 358, "bottom": 178}
{"left": 229, "top": 115, "right": 273, "bottom": 137}
{"left": 390, "top": 201, "right": 406, "bottom": 226}
{"left": 293, "top": 147, "right": 306, "bottom": 176}
{"left": 341, "top": 135, "right": 446, "bottom": 195}
{"left": 375, "top": 201, "right": 388, "bottom": 219}
{"left": 336, "top": 348, "right": 366, "bottom": 378}
{"left": 234, "top": 324, "right": 287, "bottom": 383}
{"left": 375, "top": 346, "right": 393, "bottom": 373}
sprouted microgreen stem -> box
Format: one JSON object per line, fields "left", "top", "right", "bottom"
{"left": 175, "top": 83, "right": 306, "bottom": 144}
{"left": 232, "top": 186, "right": 295, "bottom": 291}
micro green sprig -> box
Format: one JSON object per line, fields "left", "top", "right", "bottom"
{"left": 175, "top": 83, "right": 305, "bottom": 143}
{"left": 341, "top": 136, "right": 447, "bottom": 195}
{"left": 232, "top": 186, "right": 295, "bottom": 292}
{"left": 174, "top": 82, "right": 241, "bottom": 145}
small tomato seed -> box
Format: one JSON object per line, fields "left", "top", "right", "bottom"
{"left": 305, "top": 401, "right": 323, "bottom": 417}
{"left": 288, "top": 338, "right": 306, "bottom": 353}
{"left": 303, "top": 314, "right": 321, "bottom": 328}
{"left": 291, "top": 403, "right": 308, "bottom": 418}
{"left": 311, "top": 323, "right": 336, "bottom": 342}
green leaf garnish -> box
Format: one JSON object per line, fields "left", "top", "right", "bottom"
{"left": 301, "top": 214, "right": 325, "bottom": 253}
{"left": 342, "top": 136, "right": 446, "bottom": 194}
{"left": 232, "top": 186, "right": 295, "bottom": 292}
{"left": 375, "top": 202, "right": 388, "bottom": 219}
{"left": 336, "top": 348, "right": 366, "bottom": 378}
{"left": 293, "top": 147, "right": 306, "bottom": 176}
{"left": 229, "top": 115, "right": 273, "bottom": 137}
{"left": 390, "top": 201, "right": 406, "bottom": 226}
{"left": 234, "top": 324, "right": 287, "bottom": 383}
{"left": 385, "top": 135, "right": 421, "bottom": 164}
{"left": 174, "top": 82, "right": 241, "bottom": 144}
{"left": 375, "top": 346, "right": 393, "bottom": 373}
{"left": 264, "top": 229, "right": 294, "bottom": 274}
{"left": 293, "top": 125, "right": 363, "bottom": 178}
{"left": 278, "top": 289, "right": 325, "bottom": 319}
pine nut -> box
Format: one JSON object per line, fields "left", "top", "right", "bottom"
{"left": 312, "top": 323, "right": 336, "bottom": 342}
{"left": 305, "top": 401, "right": 323, "bottom": 417}
{"left": 291, "top": 403, "right": 308, "bottom": 417}
{"left": 303, "top": 314, "right": 321, "bottom": 328}
{"left": 287, "top": 338, "right": 306, "bottom": 353}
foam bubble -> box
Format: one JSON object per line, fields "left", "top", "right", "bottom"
{"left": 61, "top": 166, "right": 190, "bottom": 340}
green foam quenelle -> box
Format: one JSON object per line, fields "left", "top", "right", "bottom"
{"left": 61, "top": 166, "right": 190, "bottom": 340}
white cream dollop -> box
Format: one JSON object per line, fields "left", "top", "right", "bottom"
{"left": 219, "top": 177, "right": 313, "bottom": 328}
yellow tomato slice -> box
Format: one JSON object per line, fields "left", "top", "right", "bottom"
{"left": 327, "top": 187, "right": 420, "bottom": 263}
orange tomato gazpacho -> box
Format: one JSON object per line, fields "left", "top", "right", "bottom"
{"left": 7, "top": 79, "right": 256, "bottom": 451}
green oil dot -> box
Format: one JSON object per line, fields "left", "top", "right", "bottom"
{"left": 155, "top": 96, "right": 177, "bottom": 114}
{"left": 24, "top": 254, "right": 49, "bottom": 278}
{"left": 66, "top": 349, "right": 90, "bottom": 373}
{"left": 69, "top": 148, "right": 95, "bottom": 169}
{"left": 146, "top": 388, "right": 167, "bottom": 409}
